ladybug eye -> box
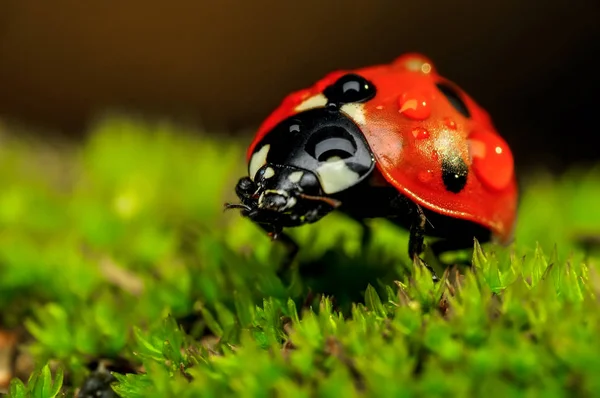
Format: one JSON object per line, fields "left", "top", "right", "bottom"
{"left": 324, "top": 74, "right": 376, "bottom": 105}
{"left": 436, "top": 83, "right": 471, "bottom": 118}
{"left": 305, "top": 126, "right": 357, "bottom": 162}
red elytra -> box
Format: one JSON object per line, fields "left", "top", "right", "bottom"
{"left": 247, "top": 53, "right": 518, "bottom": 244}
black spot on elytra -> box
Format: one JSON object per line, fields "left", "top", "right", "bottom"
{"left": 441, "top": 155, "right": 468, "bottom": 193}
{"left": 323, "top": 74, "right": 376, "bottom": 106}
{"left": 436, "top": 83, "right": 471, "bottom": 119}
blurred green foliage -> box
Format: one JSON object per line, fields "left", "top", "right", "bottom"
{"left": 1, "top": 115, "right": 599, "bottom": 397}
{"left": 8, "top": 364, "right": 63, "bottom": 398}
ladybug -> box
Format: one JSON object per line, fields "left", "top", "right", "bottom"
{"left": 226, "top": 53, "right": 518, "bottom": 281}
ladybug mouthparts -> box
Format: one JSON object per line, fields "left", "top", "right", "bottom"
{"left": 225, "top": 163, "right": 341, "bottom": 229}
{"left": 259, "top": 190, "right": 291, "bottom": 212}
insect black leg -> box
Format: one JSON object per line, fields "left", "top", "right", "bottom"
{"left": 575, "top": 233, "right": 600, "bottom": 260}
{"left": 408, "top": 204, "right": 439, "bottom": 283}
{"left": 257, "top": 223, "right": 299, "bottom": 278}
{"left": 358, "top": 219, "right": 373, "bottom": 248}
{"left": 274, "top": 231, "right": 300, "bottom": 277}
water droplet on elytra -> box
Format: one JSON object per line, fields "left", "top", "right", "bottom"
{"left": 418, "top": 170, "right": 434, "bottom": 183}
{"left": 443, "top": 117, "right": 457, "bottom": 130}
{"left": 398, "top": 91, "right": 431, "bottom": 120}
{"left": 412, "top": 127, "right": 430, "bottom": 140}
{"left": 468, "top": 130, "right": 514, "bottom": 191}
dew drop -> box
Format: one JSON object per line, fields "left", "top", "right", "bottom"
{"left": 443, "top": 117, "right": 457, "bottom": 130}
{"left": 392, "top": 54, "right": 437, "bottom": 74}
{"left": 418, "top": 170, "right": 434, "bottom": 183}
{"left": 411, "top": 127, "right": 430, "bottom": 140}
{"left": 468, "top": 130, "right": 514, "bottom": 191}
{"left": 398, "top": 91, "right": 431, "bottom": 120}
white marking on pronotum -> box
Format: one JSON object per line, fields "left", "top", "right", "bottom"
{"left": 315, "top": 156, "right": 361, "bottom": 194}
{"left": 288, "top": 171, "right": 304, "bottom": 183}
{"left": 340, "top": 103, "right": 366, "bottom": 125}
{"left": 263, "top": 167, "right": 275, "bottom": 179}
{"left": 248, "top": 144, "right": 270, "bottom": 181}
{"left": 295, "top": 94, "right": 327, "bottom": 112}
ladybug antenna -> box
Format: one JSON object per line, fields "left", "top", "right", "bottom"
{"left": 223, "top": 203, "right": 252, "bottom": 212}
{"left": 425, "top": 216, "right": 435, "bottom": 229}
{"left": 297, "top": 193, "right": 342, "bottom": 209}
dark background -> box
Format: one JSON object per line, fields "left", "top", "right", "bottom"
{"left": 0, "top": 0, "right": 599, "bottom": 172}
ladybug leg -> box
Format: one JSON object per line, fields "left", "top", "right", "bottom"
{"left": 409, "top": 204, "right": 440, "bottom": 283}
{"left": 258, "top": 223, "right": 299, "bottom": 277}
{"left": 575, "top": 233, "right": 600, "bottom": 259}
{"left": 357, "top": 219, "right": 372, "bottom": 248}
{"left": 273, "top": 231, "right": 300, "bottom": 275}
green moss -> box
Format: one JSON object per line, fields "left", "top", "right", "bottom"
{"left": 1, "top": 115, "right": 599, "bottom": 397}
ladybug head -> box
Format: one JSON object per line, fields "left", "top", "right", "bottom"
{"left": 227, "top": 97, "right": 377, "bottom": 229}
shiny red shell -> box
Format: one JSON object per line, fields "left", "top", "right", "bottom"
{"left": 247, "top": 53, "right": 518, "bottom": 244}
